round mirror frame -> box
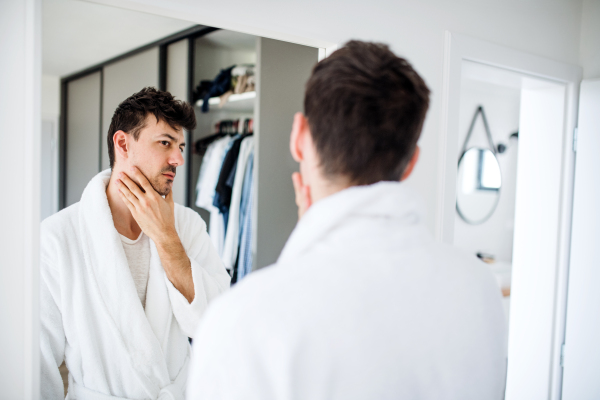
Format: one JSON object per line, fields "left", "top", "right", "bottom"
{"left": 455, "top": 147, "right": 502, "bottom": 225}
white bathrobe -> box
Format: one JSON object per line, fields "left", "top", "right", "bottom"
{"left": 187, "top": 182, "right": 507, "bottom": 400}
{"left": 40, "top": 170, "right": 231, "bottom": 400}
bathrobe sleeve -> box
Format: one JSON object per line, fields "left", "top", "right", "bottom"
{"left": 40, "top": 255, "right": 66, "bottom": 400}
{"left": 165, "top": 206, "right": 231, "bottom": 338}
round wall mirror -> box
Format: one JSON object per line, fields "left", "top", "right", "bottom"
{"left": 456, "top": 147, "right": 502, "bottom": 224}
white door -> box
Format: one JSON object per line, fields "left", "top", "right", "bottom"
{"left": 561, "top": 79, "right": 600, "bottom": 399}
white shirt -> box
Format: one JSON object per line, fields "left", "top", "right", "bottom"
{"left": 120, "top": 231, "right": 151, "bottom": 308}
{"left": 188, "top": 182, "right": 507, "bottom": 400}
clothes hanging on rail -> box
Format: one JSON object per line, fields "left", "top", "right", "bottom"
{"left": 221, "top": 137, "right": 254, "bottom": 272}
{"left": 194, "top": 132, "right": 225, "bottom": 157}
{"left": 236, "top": 153, "right": 254, "bottom": 282}
{"left": 195, "top": 118, "right": 255, "bottom": 276}
{"left": 195, "top": 135, "right": 235, "bottom": 255}
{"left": 212, "top": 134, "right": 242, "bottom": 234}
{"left": 213, "top": 133, "right": 252, "bottom": 215}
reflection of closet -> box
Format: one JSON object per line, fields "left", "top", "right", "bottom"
{"left": 188, "top": 32, "right": 258, "bottom": 227}
{"left": 60, "top": 26, "right": 319, "bottom": 271}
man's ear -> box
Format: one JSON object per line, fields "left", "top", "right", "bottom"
{"left": 290, "top": 112, "right": 308, "bottom": 163}
{"left": 401, "top": 146, "right": 420, "bottom": 181}
{"left": 114, "top": 130, "right": 129, "bottom": 162}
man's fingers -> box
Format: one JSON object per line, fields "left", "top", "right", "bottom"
{"left": 119, "top": 173, "right": 144, "bottom": 199}
{"left": 292, "top": 172, "right": 303, "bottom": 206}
{"left": 118, "top": 190, "right": 137, "bottom": 213}
{"left": 117, "top": 181, "right": 140, "bottom": 209}
{"left": 302, "top": 185, "right": 312, "bottom": 209}
{"left": 129, "top": 166, "right": 154, "bottom": 194}
{"left": 292, "top": 172, "right": 303, "bottom": 191}
{"left": 292, "top": 171, "right": 312, "bottom": 220}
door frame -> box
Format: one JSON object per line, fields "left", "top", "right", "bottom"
{"left": 439, "top": 31, "right": 582, "bottom": 399}
{"left": 561, "top": 78, "right": 600, "bottom": 398}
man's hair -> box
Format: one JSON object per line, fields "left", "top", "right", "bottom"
{"left": 107, "top": 87, "right": 196, "bottom": 169}
{"left": 304, "top": 41, "right": 430, "bottom": 185}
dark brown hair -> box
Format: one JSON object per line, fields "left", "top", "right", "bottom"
{"left": 304, "top": 41, "right": 430, "bottom": 185}
{"left": 107, "top": 87, "right": 196, "bottom": 169}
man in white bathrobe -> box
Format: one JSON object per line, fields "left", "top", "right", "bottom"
{"left": 187, "top": 41, "right": 507, "bottom": 399}
{"left": 40, "top": 87, "right": 231, "bottom": 399}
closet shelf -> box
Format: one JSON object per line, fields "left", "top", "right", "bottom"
{"left": 196, "top": 91, "right": 256, "bottom": 112}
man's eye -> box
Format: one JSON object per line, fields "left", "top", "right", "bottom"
{"left": 161, "top": 141, "right": 170, "bottom": 146}
{"left": 180, "top": 147, "right": 184, "bottom": 153}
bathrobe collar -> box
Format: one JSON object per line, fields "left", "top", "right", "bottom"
{"left": 278, "top": 181, "right": 427, "bottom": 265}
{"left": 78, "top": 169, "right": 174, "bottom": 396}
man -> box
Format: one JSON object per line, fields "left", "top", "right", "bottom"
{"left": 40, "top": 87, "right": 231, "bottom": 399}
{"left": 187, "top": 41, "right": 507, "bottom": 399}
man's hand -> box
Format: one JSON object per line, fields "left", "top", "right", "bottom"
{"left": 117, "top": 167, "right": 176, "bottom": 244}
{"left": 117, "top": 167, "right": 195, "bottom": 303}
{"left": 291, "top": 172, "right": 312, "bottom": 220}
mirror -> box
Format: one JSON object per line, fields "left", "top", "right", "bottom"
{"left": 456, "top": 147, "right": 501, "bottom": 224}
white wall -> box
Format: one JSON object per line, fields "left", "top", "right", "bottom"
{"left": 580, "top": 0, "right": 600, "bottom": 79}
{"left": 90, "top": 0, "right": 584, "bottom": 234}
{"left": 0, "top": 0, "right": 41, "bottom": 398}
{"left": 454, "top": 78, "right": 520, "bottom": 262}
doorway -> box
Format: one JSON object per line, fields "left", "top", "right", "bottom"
{"left": 441, "top": 32, "right": 582, "bottom": 400}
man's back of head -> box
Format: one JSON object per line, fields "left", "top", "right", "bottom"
{"left": 305, "top": 40, "right": 430, "bottom": 185}
{"left": 288, "top": 41, "right": 430, "bottom": 215}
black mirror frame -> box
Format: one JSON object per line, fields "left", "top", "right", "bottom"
{"left": 456, "top": 147, "right": 502, "bottom": 225}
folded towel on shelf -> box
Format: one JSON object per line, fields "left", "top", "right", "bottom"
{"left": 194, "top": 64, "right": 256, "bottom": 112}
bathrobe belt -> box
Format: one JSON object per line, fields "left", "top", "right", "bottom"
{"left": 67, "top": 356, "right": 190, "bottom": 400}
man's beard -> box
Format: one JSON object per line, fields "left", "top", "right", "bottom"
{"left": 147, "top": 166, "right": 176, "bottom": 196}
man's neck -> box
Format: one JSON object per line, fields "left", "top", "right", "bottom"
{"left": 311, "top": 178, "right": 350, "bottom": 204}
{"left": 106, "top": 167, "right": 141, "bottom": 240}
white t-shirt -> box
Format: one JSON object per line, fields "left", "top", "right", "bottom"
{"left": 120, "top": 232, "right": 151, "bottom": 308}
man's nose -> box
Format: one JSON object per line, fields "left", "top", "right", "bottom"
{"left": 170, "top": 149, "right": 185, "bottom": 167}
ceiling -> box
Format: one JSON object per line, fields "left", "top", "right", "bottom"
{"left": 42, "top": 0, "right": 197, "bottom": 77}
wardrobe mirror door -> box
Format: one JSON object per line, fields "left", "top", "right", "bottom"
{"left": 456, "top": 147, "right": 501, "bottom": 224}
{"left": 254, "top": 38, "right": 319, "bottom": 269}
{"left": 65, "top": 72, "right": 102, "bottom": 207}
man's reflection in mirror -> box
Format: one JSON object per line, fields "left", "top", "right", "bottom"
{"left": 40, "top": 88, "right": 230, "bottom": 399}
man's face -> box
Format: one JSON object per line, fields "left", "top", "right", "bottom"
{"left": 127, "top": 115, "right": 185, "bottom": 196}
